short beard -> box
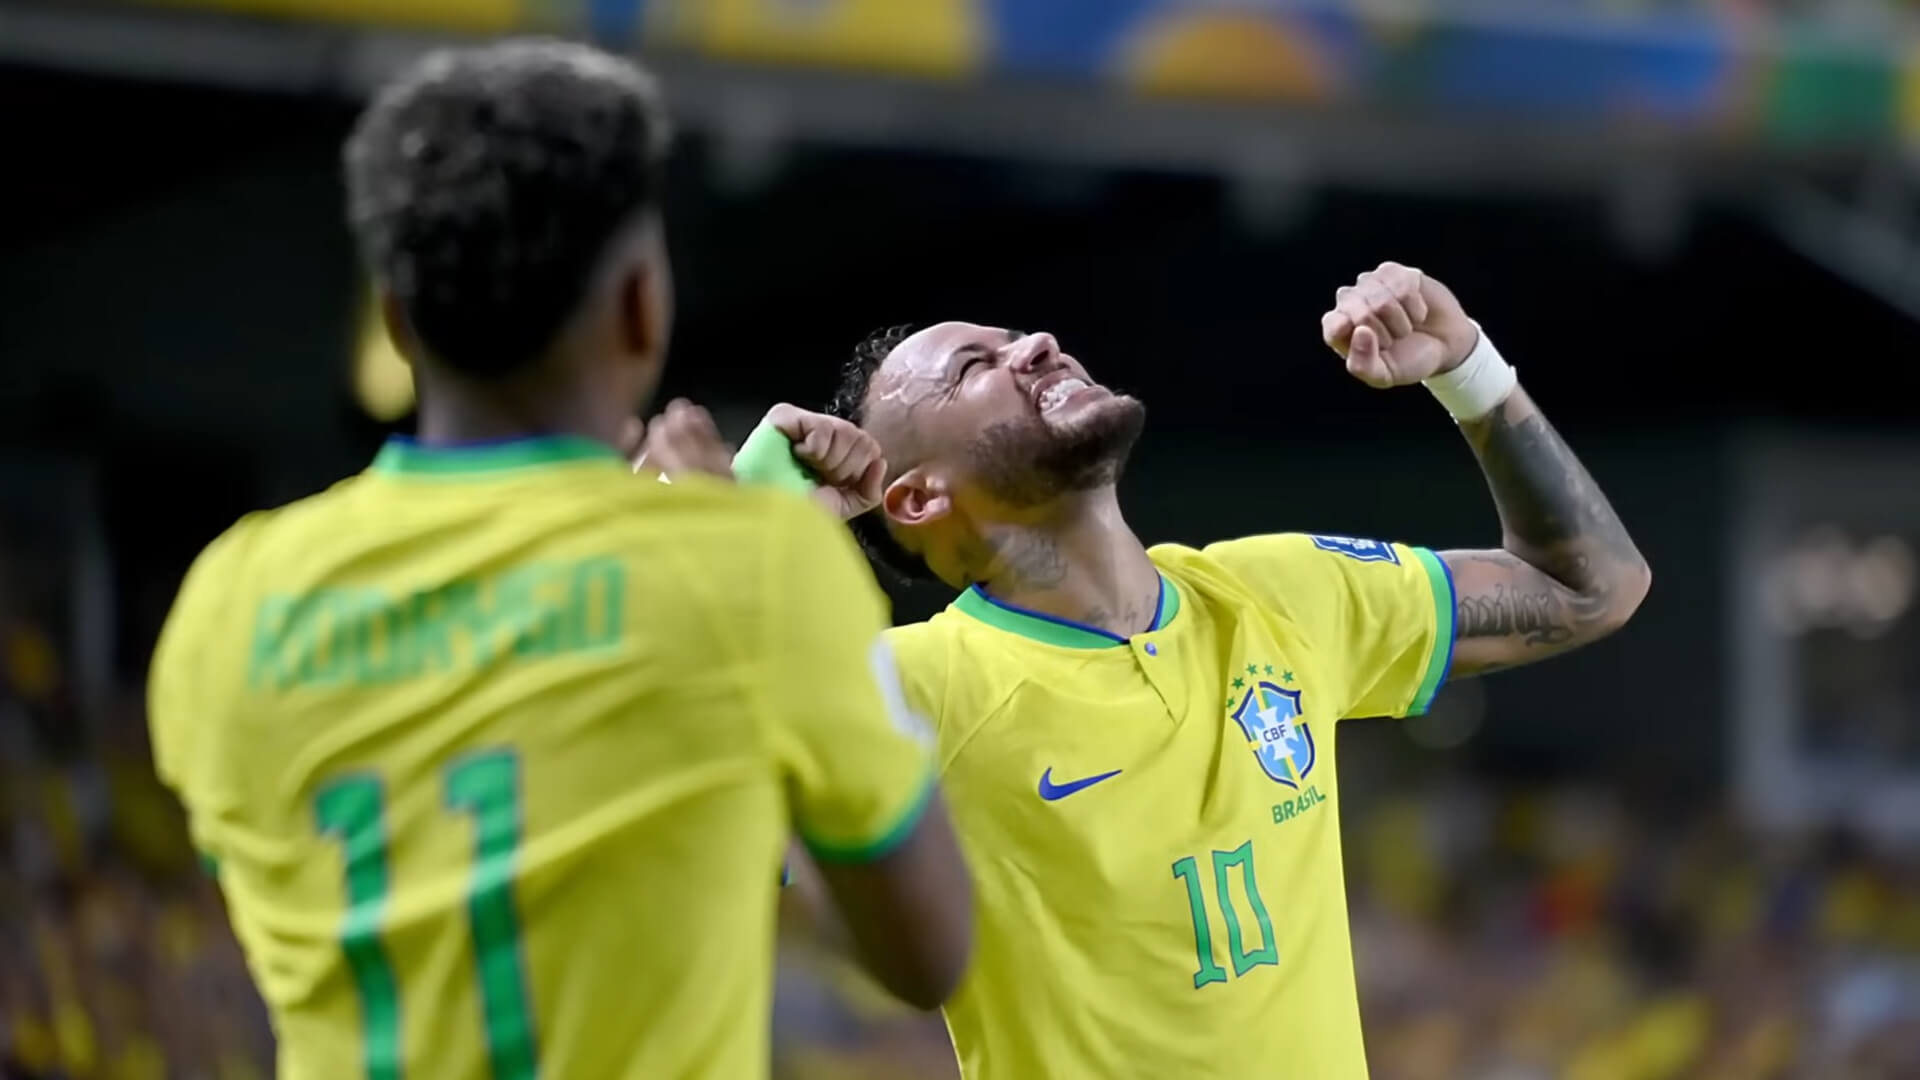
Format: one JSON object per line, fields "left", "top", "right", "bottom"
{"left": 966, "top": 396, "right": 1147, "bottom": 508}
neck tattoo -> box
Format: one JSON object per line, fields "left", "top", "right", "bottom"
{"left": 978, "top": 526, "right": 1068, "bottom": 590}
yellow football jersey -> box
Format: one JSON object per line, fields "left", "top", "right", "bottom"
{"left": 887, "top": 533, "right": 1454, "bottom": 1079}
{"left": 150, "top": 436, "right": 934, "bottom": 1080}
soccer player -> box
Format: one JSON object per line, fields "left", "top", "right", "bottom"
{"left": 694, "top": 262, "right": 1650, "bottom": 1076}
{"left": 147, "top": 41, "right": 971, "bottom": 1080}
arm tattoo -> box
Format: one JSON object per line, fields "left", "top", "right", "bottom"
{"left": 1460, "top": 396, "right": 1638, "bottom": 583}
{"left": 1455, "top": 580, "right": 1574, "bottom": 645}
{"left": 1453, "top": 392, "right": 1646, "bottom": 644}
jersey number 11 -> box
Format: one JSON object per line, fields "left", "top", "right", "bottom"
{"left": 315, "top": 748, "right": 536, "bottom": 1080}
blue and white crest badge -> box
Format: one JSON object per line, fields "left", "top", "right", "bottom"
{"left": 1309, "top": 534, "right": 1399, "bottom": 564}
{"left": 1231, "top": 683, "right": 1315, "bottom": 788}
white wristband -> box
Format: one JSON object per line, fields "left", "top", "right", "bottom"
{"left": 1422, "top": 323, "right": 1516, "bottom": 422}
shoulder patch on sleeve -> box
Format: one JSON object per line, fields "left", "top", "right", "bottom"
{"left": 1308, "top": 535, "right": 1400, "bottom": 564}
{"left": 869, "top": 637, "right": 932, "bottom": 747}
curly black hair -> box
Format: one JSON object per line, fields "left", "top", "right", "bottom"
{"left": 344, "top": 39, "right": 670, "bottom": 379}
{"left": 825, "top": 324, "right": 942, "bottom": 585}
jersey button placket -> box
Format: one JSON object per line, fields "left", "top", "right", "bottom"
{"left": 1133, "top": 636, "right": 1181, "bottom": 723}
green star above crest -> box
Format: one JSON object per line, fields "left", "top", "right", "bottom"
{"left": 1232, "top": 676, "right": 1246, "bottom": 690}
{"left": 1264, "top": 665, "right": 1274, "bottom": 675}
{"left": 1282, "top": 670, "right": 1295, "bottom": 684}
{"left": 1245, "top": 664, "right": 1258, "bottom": 676}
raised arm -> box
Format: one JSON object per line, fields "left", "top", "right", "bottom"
{"left": 1323, "top": 263, "right": 1650, "bottom": 677}
{"left": 1441, "top": 386, "right": 1648, "bottom": 673}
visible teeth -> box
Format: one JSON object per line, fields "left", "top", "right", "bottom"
{"left": 1040, "top": 377, "right": 1088, "bottom": 412}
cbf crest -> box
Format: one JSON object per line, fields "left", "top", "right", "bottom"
{"left": 1230, "top": 682, "right": 1315, "bottom": 788}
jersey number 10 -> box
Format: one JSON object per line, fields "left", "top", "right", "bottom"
{"left": 1171, "top": 840, "right": 1279, "bottom": 989}
{"left": 315, "top": 749, "right": 536, "bottom": 1080}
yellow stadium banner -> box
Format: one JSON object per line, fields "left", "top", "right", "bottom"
{"left": 133, "top": 0, "right": 525, "bottom": 34}
{"left": 132, "top": 0, "right": 983, "bottom": 71}
{"left": 645, "top": 0, "right": 983, "bottom": 79}
{"left": 1121, "top": 11, "right": 1329, "bottom": 102}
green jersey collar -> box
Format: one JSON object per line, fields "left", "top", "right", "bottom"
{"left": 372, "top": 435, "right": 619, "bottom": 477}
{"left": 954, "top": 573, "right": 1181, "bottom": 648}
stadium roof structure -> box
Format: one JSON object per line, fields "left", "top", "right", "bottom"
{"left": 10, "top": 0, "right": 1920, "bottom": 322}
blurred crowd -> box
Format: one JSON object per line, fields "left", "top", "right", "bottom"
{"left": 3, "top": 608, "right": 1918, "bottom": 1079}
{"left": 772, "top": 784, "right": 1920, "bottom": 1080}
{"left": 1348, "top": 786, "right": 1920, "bottom": 1080}
{"left": 0, "top": 623, "right": 272, "bottom": 1080}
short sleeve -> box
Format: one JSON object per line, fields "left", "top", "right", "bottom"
{"left": 762, "top": 500, "right": 936, "bottom": 864}
{"left": 1202, "top": 533, "right": 1456, "bottom": 719}
{"left": 877, "top": 623, "right": 946, "bottom": 734}
{"left": 148, "top": 591, "right": 196, "bottom": 796}
{"left": 148, "top": 519, "right": 255, "bottom": 863}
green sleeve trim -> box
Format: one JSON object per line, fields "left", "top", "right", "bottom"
{"left": 1405, "top": 547, "right": 1457, "bottom": 717}
{"left": 800, "top": 770, "right": 938, "bottom": 866}
{"left": 733, "top": 422, "right": 818, "bottom": 496}
{"left": 198, "top": 851, "right": 221, "bottom": 878}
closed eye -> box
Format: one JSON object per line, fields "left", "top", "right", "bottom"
{"left": 952, "top": 350, "right": 991, "bottom": 383}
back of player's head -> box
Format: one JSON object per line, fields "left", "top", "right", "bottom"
{"left": 828, "top": 324, "right": 942, "bottom": 585}
{"left": 344, "top": 39, "right": 670, "bottom": 379}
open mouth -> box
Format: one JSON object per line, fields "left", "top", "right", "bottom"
{"left": 1034, "top": 374, "right": 1097, "bottom": 415}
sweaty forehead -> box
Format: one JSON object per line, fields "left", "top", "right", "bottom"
{"left": 890, "top": 321, "right": 1008, "bottom": 376}
{"left": 866, "top": 321, "right": 1006, "bottom": 415}
{"left": 859, "top": 321, "right": 1004, "bottom": 467}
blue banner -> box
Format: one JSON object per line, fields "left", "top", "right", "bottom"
{"left": 126, "top": 0, "right": 1919, "bottom": 145}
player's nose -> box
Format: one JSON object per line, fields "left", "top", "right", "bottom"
{"left": 1006, "top": 332, "right": 1060, "bottom": 373}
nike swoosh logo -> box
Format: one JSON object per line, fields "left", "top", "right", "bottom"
{"left": 1037, "top": 767, "right": 1123, "bottom": 801}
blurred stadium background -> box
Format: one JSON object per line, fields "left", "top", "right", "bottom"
{"left": 4, "top": 0, "right": 1920, "bottom": 1077}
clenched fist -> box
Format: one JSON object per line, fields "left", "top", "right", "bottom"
{"left": 629, "top": 399, "right": 735, "bottom": 481}
{"left": 1320, "top": 262, "right": 1479, "bottom": 388}
{"left": 760, "top": 403, "right": 886, "bottom": 521}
